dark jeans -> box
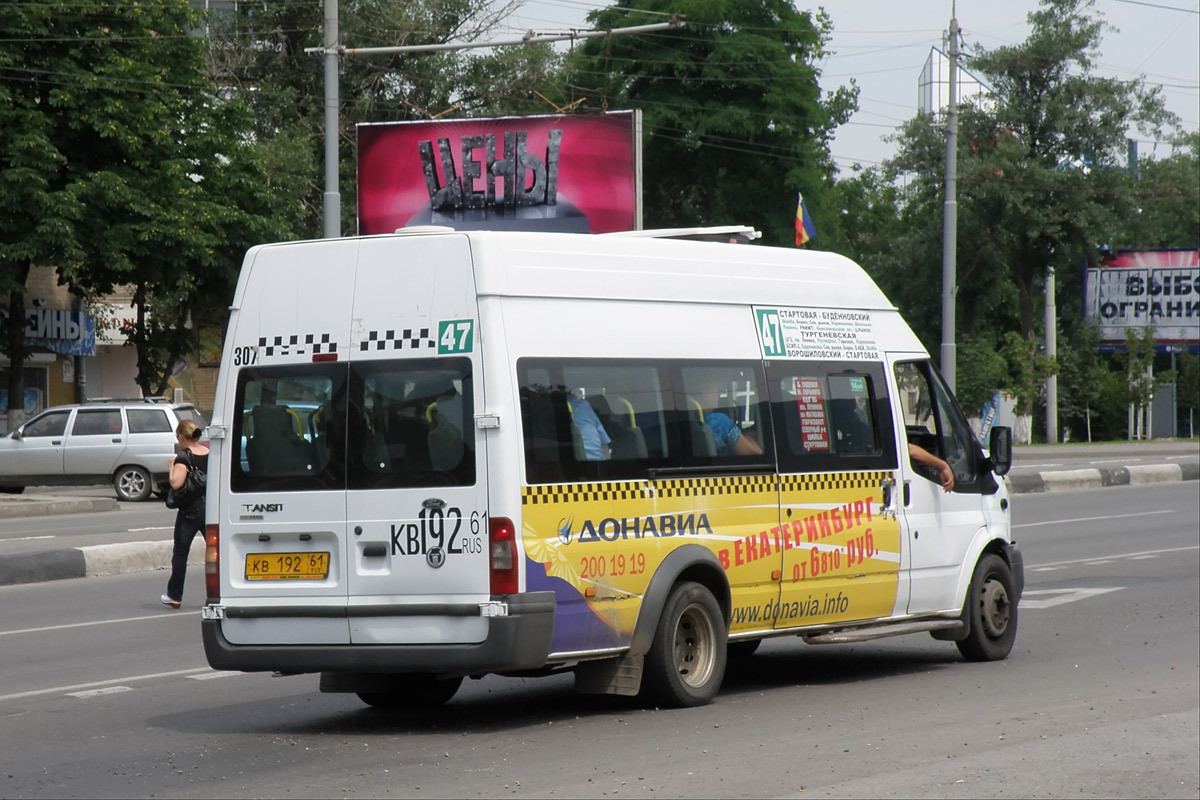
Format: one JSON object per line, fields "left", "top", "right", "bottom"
{"left": 166, "top": 501, "right": 205, "bottom": 602}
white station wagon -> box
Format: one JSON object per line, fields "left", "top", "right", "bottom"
{"left": 0, "top": 398, "right": 207, "bottom": 501}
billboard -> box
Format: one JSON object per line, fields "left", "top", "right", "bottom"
{"left": 1084, "top": 249, "right": 1200, "bottom": 345}
{"left": 357, "top": 111, "right": 641, "bottom": 235}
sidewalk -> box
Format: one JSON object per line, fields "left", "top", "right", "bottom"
{"left": 1, "top": 443, "right": 1197, "bottom": 588}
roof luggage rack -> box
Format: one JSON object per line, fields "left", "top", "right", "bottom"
{"left": 601, "top": 225, "right": 762, "bottom": 243}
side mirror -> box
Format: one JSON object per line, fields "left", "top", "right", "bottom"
{"left": 989, "top": 426, "right": 1012, "bottom": 476}
{"left": 10, "top": 427, "right": 22, "bottom": 441}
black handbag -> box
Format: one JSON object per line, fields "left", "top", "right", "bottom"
{"left": 165, "top": 461, "right": 206, "bottom": 509}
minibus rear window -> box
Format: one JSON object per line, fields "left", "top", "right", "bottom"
{"left": 230, "top": 364, "right": 346, "bottom": 493}
{"left": 347, "top": 358, "right": 475, "bottom": 489}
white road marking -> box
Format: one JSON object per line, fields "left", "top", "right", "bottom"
{"left": 1031, "top": 544, "right": 1199, "bottom": 570}
{"left": 0, "top": 667, "right": 210, "bottom": 703}
{"left": 1014, "top": 510, "right": 1173, "bottom": 529}
{"left": 0, "top": 612, "right": 188, "bottom": 637}
{"left": 1021, "top": 587, "right": 1124, "bottom": 609}
{"left": 1020, "top": 462, "right": 1064, "bottom": 468}
{"left": 67, "top": 686, "right": 133, "bottom": 699}
{"left": 1, "top": 535, "right": 56, "bottom": 542}
{"left": 187, "top": 671, "right": 243, "bottom": 681}
{"left": 127, "top": 526, "right": 172, "bottom": 532}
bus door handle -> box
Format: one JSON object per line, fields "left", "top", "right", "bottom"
{"left": 879, "top": 477, "right": 897, "bottom": 519}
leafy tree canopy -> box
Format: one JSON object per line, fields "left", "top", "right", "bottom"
{"left": 555, "top": 0, "right": 855, "bottom": 246}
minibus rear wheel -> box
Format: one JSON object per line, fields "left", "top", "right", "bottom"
{"left": 642, "top": 581, "right": 727, "bottom": 707}
{"left": 957, "top": 554, "right": 1017, "bottom": 662}
{"left": 356, "top": 675, "right": 463, "bottom": 709}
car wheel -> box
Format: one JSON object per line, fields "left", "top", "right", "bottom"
{"left": 956, "top": 553, "right": 1018, "bottom": 662}
{"left": 641, "top": 581, "right": 727, "bottom": 708}
{"left": 114, "top": 465, "right": 152, "bottom": 502}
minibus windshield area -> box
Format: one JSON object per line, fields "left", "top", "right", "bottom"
{"left": 230, "top": 358, "right": 474, "bottom": 493}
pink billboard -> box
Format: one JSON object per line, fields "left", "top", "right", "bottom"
{"left": 357, "top": 111, "right": 640, "bottom": 235}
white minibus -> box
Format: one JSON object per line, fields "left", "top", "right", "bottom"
{"left": 201, "top": 229, "right": 1021, "bottom": 709}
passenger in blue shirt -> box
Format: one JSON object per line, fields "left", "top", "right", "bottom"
{"left": 568, "top": 394, "right": 611, "bottom": 460}
{"left": 698, "top": 379, "right": 762, "bottom": 457}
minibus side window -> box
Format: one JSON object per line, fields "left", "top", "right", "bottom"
{"left": 231, "top": 364, "right": 346, "bottom": 493}
{"left": 893, "top": 360, "right": 980, "bottom": 491}
{"left": 676, "top": 362, "right": 773, "bottom": 466}
{"left": 766, "top": 361, "right": 897, "bottom": 474}
{"left": 347, "top": 358, "right": 475, "bottom": 489}
{"left": 518, "top": 359, "right": 670, "bottom": 483}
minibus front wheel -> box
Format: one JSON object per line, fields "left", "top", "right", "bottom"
{"left": 642, "top": 581, "right": 727, "bottom": 707}
{"left": 957, "top": 554, "right": 1017, "bottom": 662}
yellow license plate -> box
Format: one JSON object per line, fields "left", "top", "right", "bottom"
{"left": 245, "top": 552, "right": 330, "bottom": 581}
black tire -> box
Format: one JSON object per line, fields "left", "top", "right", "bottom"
{"left": 642, "top": 581, "right": 727, "bottom": 708}
{"left": 727, "top": 638, "right": 762, "bottom": 658}
{"left": 956, "top": 554, "right": 1018, "bottom": 662}
{"left": 356, "top": 675, "right": 463, "bottom": 710}
{"left": 113, "top": 465, "right": 153, "bottom": 502}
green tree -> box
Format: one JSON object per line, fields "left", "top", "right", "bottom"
{"left": 1116, "top": 326, "right": 1157, "bottom": 439}
{"left": 960, "top": 0, "right": 1174, "bottom": 342}
{"left": 0, "top": 3, "right": 86, "bottom": 426}
{"left": 1120, "top": 132, "right": 1200, "bottom": 249}
{"left": 205, "top": 0, "right": 561, "bottom": 240}
{"left": 1, "top": 0, "right": 284, "bottom": 406}
{"left": 558, "top": 0, "right": 855, "bottom": 246}
{"left": 875, "top": 0, "right": 1175, "bottom": 420}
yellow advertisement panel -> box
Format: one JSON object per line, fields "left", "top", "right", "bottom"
{"left": 521, "top": 471, "right": 901, "bottom": 655}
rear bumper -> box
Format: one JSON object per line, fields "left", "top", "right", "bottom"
{"left": 201, "top": 591, "right": 556, "bottom": 676}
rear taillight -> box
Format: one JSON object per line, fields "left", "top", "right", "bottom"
{"left": 489, "top": 516, "right": 518, "bottom": 595}
{"left": 205, "top": 523, "right": 220, "bottom": 602}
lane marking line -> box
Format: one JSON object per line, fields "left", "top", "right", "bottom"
{"left": 127, "top": 526, "right": 173, "bottom": 533}
{"left": 0, "top": 535, "right": 57, "bottom": 542}
{"left": 1032, "top": 544, "right": 1199, "bottom": 570}
{"left": 1021, "top": 587, "right": 1124, "bottom": 609}
{"left": 0, "top": 612, "right": 187, "bottom": 638}
{"left": 0, "top": 667, "right": 210, "bottom": 703}
{"left": 1014, "top": 510, "right": 1173, "bottom": 529}
{"left": 188, "top": 671, "right": 244, "bottom": 681}
{"left": 67, "top": 686, "right": 133, "bottom": 699}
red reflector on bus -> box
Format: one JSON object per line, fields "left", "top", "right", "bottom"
{"left": 489, "top": 516, "right": 518, "bottom": 596}
{"left": 312, "top": 353, "right": 338, "bottom": 362}
{"left": 205, "top": 523, "right": 220, "bottom": 602}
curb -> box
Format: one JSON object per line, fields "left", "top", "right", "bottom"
{"left": 1003, "top": 462, "right": 1199, "bottom": 494}
{"left": 0, "top": 540, "right": 203, "bottom": 588}
{"left": 0, "top": 497, "right": 118, "bottom": 520}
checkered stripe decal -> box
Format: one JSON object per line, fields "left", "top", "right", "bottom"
{"left": 657, "top": 474, "right": 776, "bottom": 498}
{"left": 523, "top": 481, "right": 646, "bottom": 505}
{"left": 258, "top": 333, "right": 337, "bottom": 358}
{"left": 360, "top": 328, "right": 436, "bottom": 352}
{"left": 522, "top": 472, "right": 890, "bottom": 505}
{"left": 522, "top": 475, "right": 777, "bottom": 505}
{"left": 778, "top": 471, "right": 888, "bottom": 492}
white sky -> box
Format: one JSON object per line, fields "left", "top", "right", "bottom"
{"left": 498, "top": 0, "right": 1200, "bottom": 172}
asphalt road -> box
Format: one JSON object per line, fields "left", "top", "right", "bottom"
{"left": 0, "top": 481, "right": 1196, "bottom": 798}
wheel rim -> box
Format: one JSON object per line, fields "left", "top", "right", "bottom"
{"left": 118, "top": 470, "right": 146, "bottom": 499}
{"left": 978, "top": 576, "right": 1011, "bottom": 638}
{"left": 672, "top": 602, "right": 717, "bottom": 688}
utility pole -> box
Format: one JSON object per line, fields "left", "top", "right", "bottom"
{"left": 311, "top": 14, "right": 685, "bottom": 239}
{"left": 941, "top": 3, "right": 959, "bottom": 390}
{"left": 323, "top": 0, "right": 340, "bottom": 239}
{"left": 1045, "top": 266, "right": 1057, "bottom": 442}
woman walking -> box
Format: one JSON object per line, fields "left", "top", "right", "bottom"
{"left": 161, "top": 419, "right": 208, "bottom": 608}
